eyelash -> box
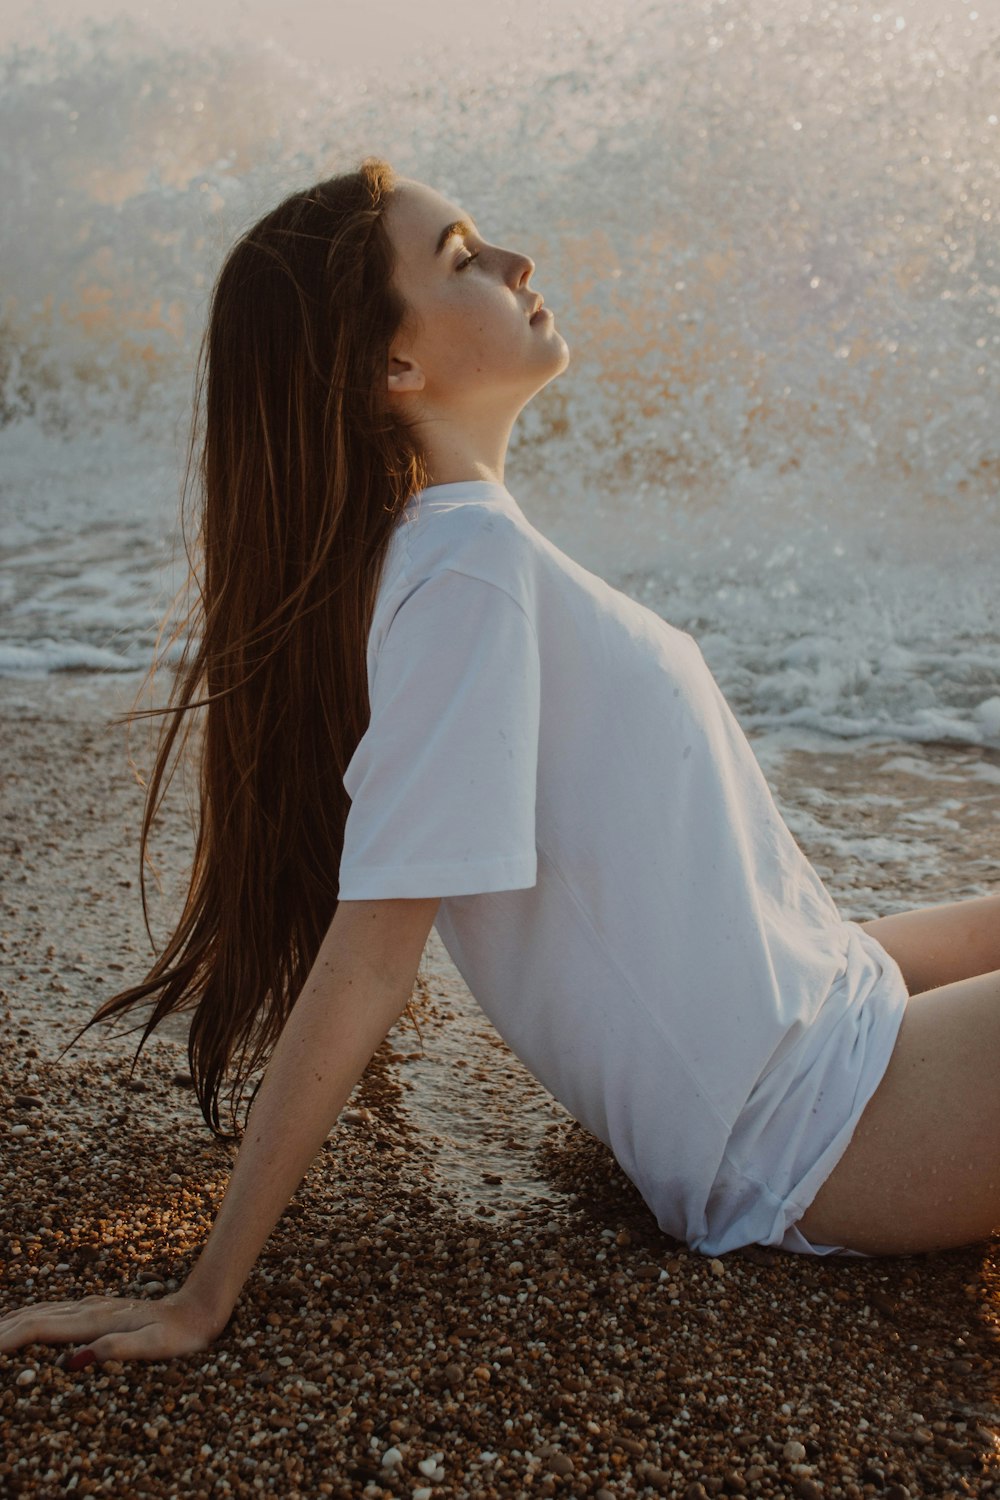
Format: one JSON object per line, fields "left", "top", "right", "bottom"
{"left": 457, "top": 251, "right": 480, "bottom": 271}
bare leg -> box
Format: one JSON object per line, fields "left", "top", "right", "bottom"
{"left": 861, "top": 892, "right": 1000, "bottom": 995}
{"left": 794, "top": 966, "right": 1000, "bottom": 1255}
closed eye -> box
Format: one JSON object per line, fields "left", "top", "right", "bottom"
{"left": 457, "top": 251, "right": 481, "bottom": 271}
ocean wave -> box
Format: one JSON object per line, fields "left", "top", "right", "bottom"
{"left": 0, "top": 640, "right": 144, "bottom": 676}
{"left": 2, "top": 0, "right": 998, "bottom": 754}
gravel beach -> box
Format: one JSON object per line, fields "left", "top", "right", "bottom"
{"left": 2, "top": 676, "right": 998, "bottom": 1499}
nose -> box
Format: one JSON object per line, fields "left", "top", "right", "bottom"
{"left": 512, "top": 251, "right": 535, "bottom": 286}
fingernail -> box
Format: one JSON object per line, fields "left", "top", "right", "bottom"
{"left": 63, "top": 1348, "right": 97, "bottom": 1372}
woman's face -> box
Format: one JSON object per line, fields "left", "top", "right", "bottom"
{"left": 384, "top": 178, "right": 569, "bottom": 423}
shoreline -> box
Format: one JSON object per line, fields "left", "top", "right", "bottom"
{"left": 1, "top": 674, "right": 998, "bottom": 1498}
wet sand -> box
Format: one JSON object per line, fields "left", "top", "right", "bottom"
{"left": 1, "top": 675, "right": 998, "bottom": 1499}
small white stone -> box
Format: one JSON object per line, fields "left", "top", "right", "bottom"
{"left": 783, "top": 1440, "right": 807, "bottom": 1462}
{"left": 417, "top": 1458, "right": 438, "bottom": 1478}
{"left": 709, "top": 1257, "right": 725, "bottom": 1276}
{"left": 381, "top": 1447, "right": 403, "bottom": 1469}
{"left": 16, "top": 1369, "right": 36, "bottom": 1386}
{"left": 10, "top": 1124, "right": 29, "bottom": 1138}
{"left": 168, "top": 1173, "right": 182, "bottom": 1185}
{"left": 413, "top": 1490, "right": 433, "bottom": 1500}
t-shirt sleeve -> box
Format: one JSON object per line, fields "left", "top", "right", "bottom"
{"left": 337, "top": 567, "right": 541, "bottom": 899}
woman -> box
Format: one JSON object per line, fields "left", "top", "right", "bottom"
{"left": 2, "top": 157, "right": 998, "bottom": 1369}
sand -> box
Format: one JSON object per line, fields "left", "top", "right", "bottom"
{"left": 1, "top": 674, "right": 998, "bottom": 1499}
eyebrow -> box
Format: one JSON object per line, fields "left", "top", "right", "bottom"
{"left": 435, "top": 219, "right": 477, "bottom": 257}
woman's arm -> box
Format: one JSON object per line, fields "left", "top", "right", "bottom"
{"left": 0, "top": 895, "right": 440, "bottom": 1364}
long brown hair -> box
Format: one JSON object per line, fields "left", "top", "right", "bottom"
{"left": 62, "top": 156, "right": 430, "bottom": 1140}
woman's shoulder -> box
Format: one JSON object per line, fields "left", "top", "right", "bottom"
{"left": 390, "top": 489, "right": 539, "bottom": 606}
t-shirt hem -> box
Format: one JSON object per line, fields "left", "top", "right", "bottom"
{"left": 338, "top": 854, "right": 538, "bottom": 900}
{"left": 692, "top": 960, "right": 908, "bottom": 1259}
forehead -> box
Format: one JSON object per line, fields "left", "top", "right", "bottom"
{"left": 389, "top": 179, "right": 471, "bottom": 257}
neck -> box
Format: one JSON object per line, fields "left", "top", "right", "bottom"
{"left": 411, "top": 411, "right": 516, "bottom": 489}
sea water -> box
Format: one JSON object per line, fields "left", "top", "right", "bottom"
{"left": 2, "top": 0, "right": 999, "bottom": 755}
{"left": 2, "top": 0, "right": 997, "bottom": 1221}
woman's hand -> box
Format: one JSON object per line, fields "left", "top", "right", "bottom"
{"left": 0, "top": 1287, "right": 228, "bottom": 1367}
{"left": 1, "top": 902, "right": 437, "bottom": 1372}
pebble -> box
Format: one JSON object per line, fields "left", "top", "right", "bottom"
{"left": 14, "top": 1094, "right": 43, "bottom": 1108}
{"left": 2, "top": 702, "right": 994, "bottom": 1500}
{"left": 547, "top": 1453, "right": 574, "bottom": 1476}
{"left": 796, "top": 1480, "right": 825, "bottom": 1500}
{"left": 16, "top": 1369, "right": 36, "bottom": 1387}
{"left": 9, "top": 1123, "right": 29, "bottom": 1137}
{"left": 783, "top": 1439, "right": 807, "bottom": 1463}
{"left": 380, "top": 1446, "right": 403, "bottom": 1469}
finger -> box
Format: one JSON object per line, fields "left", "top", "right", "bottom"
{"left": 84, "top": 1322, "right": 175, "bottom": 1364}
{"left": 0, "top": 1312, "right": 91, "bottom": 1351}
{"left": 0, "top": 1299, "right": 145, "bottom": 1352}
{"left": 0, "top": 1296, "right": 103, "bottom": 1332}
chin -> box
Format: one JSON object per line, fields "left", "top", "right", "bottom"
{"left": 547, "top": 339, "right": 571, "bottom": 378}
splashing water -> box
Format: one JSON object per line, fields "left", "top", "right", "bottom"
{"left": 1, "top": 0, "right": 998, "bottom": 748}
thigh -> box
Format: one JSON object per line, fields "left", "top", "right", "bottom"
{"left": 861, "top": 892, "right": 1000, "bottom": 995}
{"left": 795, "top": 966, "right": 1000, "bottom": 1256}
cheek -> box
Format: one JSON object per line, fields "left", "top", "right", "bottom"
{"left": 439, "top": 295, "right": 521, "bottom": 374}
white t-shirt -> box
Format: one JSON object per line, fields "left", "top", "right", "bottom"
{"left": 339, "top": 480, "right": 907, "bottom": 1254}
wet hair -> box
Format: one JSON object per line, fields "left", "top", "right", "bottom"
{"left": 62, "top": 155, "right": 430, "bottom": 1139}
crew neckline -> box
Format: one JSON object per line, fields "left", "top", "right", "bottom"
{"left": 416, "top": 479, "right": 511, "bottom": 500}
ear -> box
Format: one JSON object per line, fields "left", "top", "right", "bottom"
{"left": 387, "top": 354, "right": 425, "bottom": 395}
